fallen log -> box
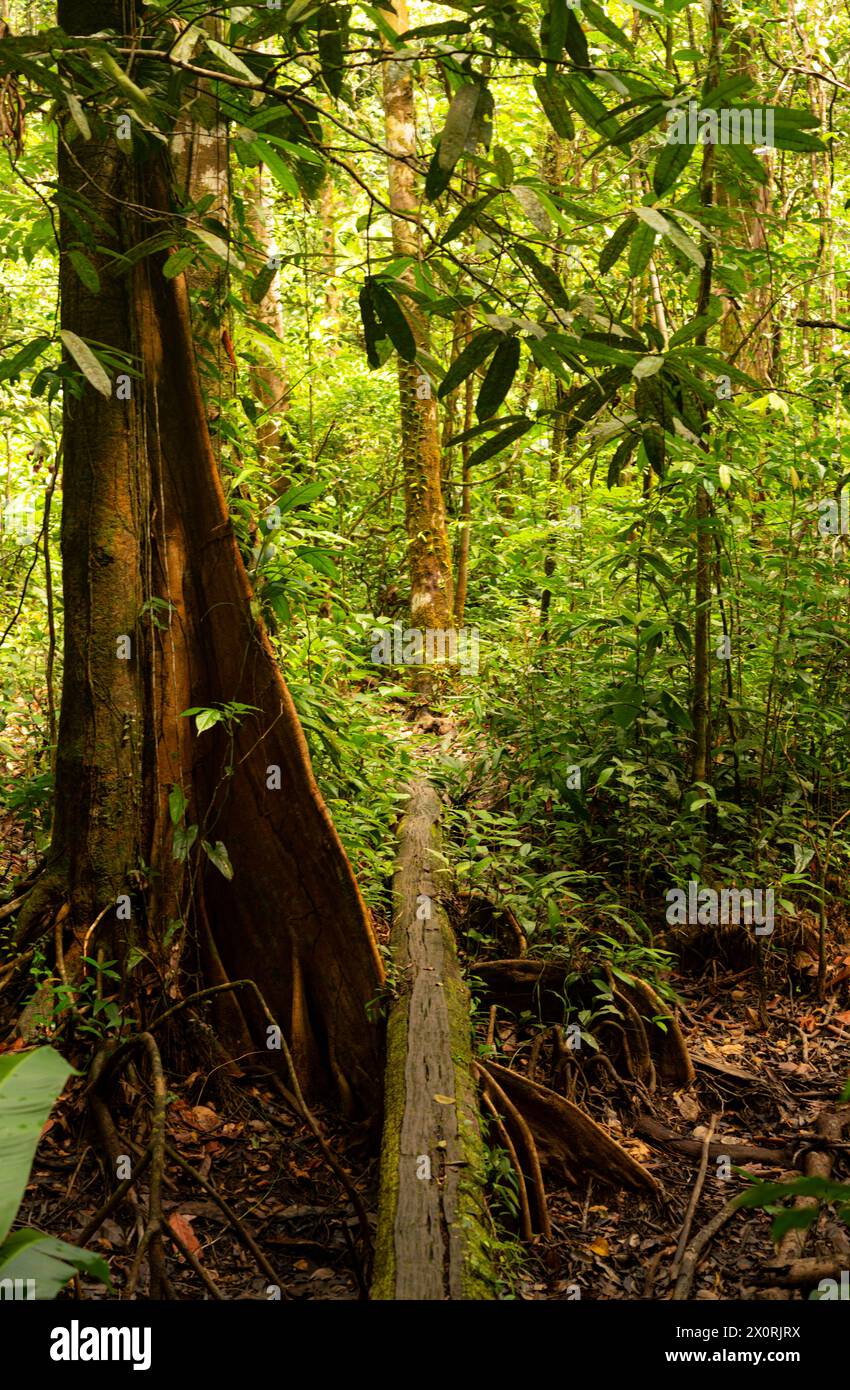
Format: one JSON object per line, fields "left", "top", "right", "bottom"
{"left": 635, "top": 1114, "right": 792, "bottom": 1166}
{"left": 371, "top": 782, "right": 497, "bottom": 1300}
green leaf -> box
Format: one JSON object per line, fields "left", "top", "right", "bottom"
{"left": 0, "top": 1047, "right": 75, "bottom": 1243}
{"left": 607, "top": 435, "right": 634, "bottom": 487}
{"left": 168, "top": 785, "right": 187, "bottom": 827}
{"left": 358, "top": 281, "right": 383, "bottom": 369}
{"left": 0, "top": 336, "right": 52, "bottom": 384}
{"left": 541, "top": 0, "right": 568, "bottom": 63}
{"left": 514, "top": 244, "right": 571, "bottom": 310}
{"left": 296, "top": 545, "right": 339, "bottom": 578}
{"left": 249, "top": 261, "right": 278, "bottom": 303}
{"left": 560, "top": 74, "right": 618, "bottom": 138}
{"left": 370, "top": 280, "right": 417, "bottom": 363}
{"left": 437, "top": 83, "right": 494, "bottom": 171}
{"left": 609, "top": 102, "right": 667, "bottom": 149}
{"left": 476, "top": 336, "right": 521, "bottom": 421}
{"left": 634, "top": 205, "right": 671, "bottom": 236}
{"left": 317, "top": 2, "right": 347, "bottom": 99}
{"left": 202, "top": 840, "right": 234, "bottom": 881}
{"left": 580, "top": 0, "right": 632, "bottom": 53}
{"left": 510, "top": 185, "right": 552, "bottom": 234}
{"left": 632, "top": 354, "right": 664, "bottom": 379}
{"left": 172, "top": 823, "right": 198, "bottom": 861}
{"left": 162, "top": 247, "right": 195, "bottom": 280}
{"left": 724, "top": 142, "right": 769, "bottom": 185}
{"left": 59, "top": 330, "right": 111, "bottom": 398}
{"left": 642, "top": 424, "right": 665, "bottom": 475}
{"left": 628, "top": 220, "right": 656, "bottom": 277}
{"left": 599, "top": 214, "right": 636, "bottom": 272}
{"left": 438, "top": 329, "right": 501, "bottom": 399}
{"left": 563, "top": 9, "right": 589, "bottom": 67}
{"left": 466, "top": 417, "right": 532, "bottom": 468}
{"left": 533, "top": 74, "right": 576, "bottom": 142}
{"left": 204, "top": 36, "right": 261, "bottom": 85}
{"left": 64, "top": 90, "right": 91, "bottom": 140}
{"left": 653, "top": 138, "right": 695, "bottom": 197}
{"left": 0, "top": 1229, "right": 111, "bottom": 1300}
{"left": 194, "top": 227, "right": 243, "bottom": 270}
{"left": 424, "top": 146, "right": 454, "bottom": 202}
{"left": 195, "top": 708, "right": 223, "bottom": 734}
{"left": 663, "top": 220, "right": 705, "bottom": 269}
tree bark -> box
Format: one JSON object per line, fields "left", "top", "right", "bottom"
{"left": 372, "top": 781, "right": 496, "bottom": 1299}
{"left": 28, "top": 0, "right": 384, "bottom": 1114}
{"left": 381, "top": 0, "right": 454, "bottom": 633}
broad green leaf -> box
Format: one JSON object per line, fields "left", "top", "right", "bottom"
{"left": 438, "top": 329, "right": 501, "bottom": 399}
{"left": 194, "top": 228, "right": 243, "bottom": 270}
{"left": 599, "top": 215, "right": 636, "bottom": 272}
{"left": 0, "top": 1229, "right": 111, "bottom": 1300}
{"left": 438, "top": 83, "right": 494, "bottom": 171}
{"left": 563, "top": 9, "right": 589, "bottom": 67}
{"left": 663, "top": 221, "right": 705, "bottom": 269}
{"left": 628, "top": 220, "right": 656, "bottom": 276}
{"left": 634, "top": 206, "right": 671, "bottom": 235}
{"left": 476, "top": 335, "right": 521, "bottom": 421}
{"left": 59, "top": 330, "right": 111, "bottom": 398}
{"left": 202, "top": 840, "right": 234, "bottom": 881}
{"left": 358, "top": 281, "right": 383, "bottom": 369}
{"left": 195, "top": 708, "right": 223, "bottom": 733}
{"left": 511, "top": 184, "right": 552, "bottom": 234}
{"left": 168, "top": 785, "right": 187, "bottom": 826}
{"left": 370, "top": 280, "right": 417, "bottom": 363}
{"left": 653, "top": 138, "right": 694, "bottom": 196}
{"left": 0, "top": 336, "right": 51, "bottom": 384}
{"left": 68, "top": 250, "right": 100, "bottom": 294}
{"left": 467, "top": 416, "right": 532, "bottom": 468}
{"left": 533, "top": 73, "right": 576, "bottom": 141}
{"left": 204, "top": 36, "right": 261, "bottom": 84}
{"left": 632, "top": 354, "right": 664, "bottom": 379}
{"left": 0, "top": 1048, "right": 75, "bottom": 1243}
{"left": 163, "top": 247, "right": 195, "bottom": 279}
{"left": 514, "top": 244, "right": 571, "bottom": 310}
{"left": 64, "top": 90, "right": 90, "bottom": 140}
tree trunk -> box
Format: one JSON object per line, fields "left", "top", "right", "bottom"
{"left": 246, "top": 164, "right": 293, "bottom": 480}
{"left": 25, "top": 0, "right": 384, "bottom": 1114}
{"left": 381, "top": 0, "right": 454, "bottom": 633}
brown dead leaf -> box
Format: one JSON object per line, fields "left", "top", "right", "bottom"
{"left": 165, "top": 1212, "right": 201, "bottom": 1258}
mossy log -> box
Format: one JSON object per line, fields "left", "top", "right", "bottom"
{"left": 371, "top": 781, "right": 498, "bottom": 1300}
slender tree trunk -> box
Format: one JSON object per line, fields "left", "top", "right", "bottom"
{"left": 691, "top": 0, "right": 722, "bottom": 784}
{"left": 382, "top": 0, "right": 454, "bottom": 633}
{"left": 26, "top": 0, "right": 384, "bottom": 1114}
{"left": 246, "top": 164, "right": 293, "bottom": 481}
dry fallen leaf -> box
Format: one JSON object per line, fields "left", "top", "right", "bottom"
{"left": 165, "top": 1212, "right": 201, "bottom": 1258}
{"left": 589, "top": 1237, "right": 610, "bottom": 1257}
{"left": 188, "top": 1105, "right": 220, "bottom": 1131}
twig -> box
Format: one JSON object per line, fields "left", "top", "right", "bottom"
{"left": 672, "top": 1192, "right": 749, "bottom": 1299}
{"left": 671, "top": 1115, "right": 716, "bottom": 1279}
{"left": 163, "top": 1140, "right": 287, "bottom": 1295}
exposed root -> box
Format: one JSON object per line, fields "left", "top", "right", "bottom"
{"left": 477, "top": 1063, "right": 552, "bottom": 1238}
{"left": 481, "top": 1060, "right": 660, "bottom": 1196}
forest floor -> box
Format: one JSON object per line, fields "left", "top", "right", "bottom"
{"left": 5, "top": 705, "right": 850, "bottom": 1301}
{"left": 14, "top": 959, "right": 848, "bottom": 1301}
